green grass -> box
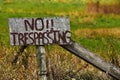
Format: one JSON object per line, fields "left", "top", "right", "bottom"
{"left": 70, "top": 14, "right": 120, "bottom": 30}
{"left": 0, "top": 0, "right": 120, "bottom": 53}
{"left": 95, "top": 15, "right": 120, "bottom": 28}
{"left": 77, "top": 37, "right": 120, "bottom": 54}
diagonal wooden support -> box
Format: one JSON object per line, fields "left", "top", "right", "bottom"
{"left": 12, "top": 46, "right": 27, "bottom": 65}
{"left": 61, "top": 40, "right": 120, "bottom": 80}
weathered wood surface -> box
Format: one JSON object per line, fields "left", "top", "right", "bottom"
{"left": 8, "top": 17, "right": 71, "bottom": 45}
{"left": 36, "top": 46, "right": 47, "bottom": 80}
{"left": 12, "top": 46, "right": 27, "bottom": 65}
{"left": 61, "top": 40, "right": 120, "bottom": 80}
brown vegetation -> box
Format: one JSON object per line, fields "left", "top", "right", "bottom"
{"left": 0, "top": 45, "right": 114, "bottom": 79}
{"left": 75, "top": 28, "right": 120, "bottom": 38}
{"left": 87, "top": 2, "right": 120, "bottom": 14}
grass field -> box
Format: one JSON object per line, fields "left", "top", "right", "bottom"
{"left": 0, "top": 0, "right": 120, "bottom": 79}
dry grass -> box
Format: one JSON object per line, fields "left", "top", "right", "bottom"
{"left": 75, "top": 28, "right": 120, "bottom": 38}
{"left": 0, "top": 45, "right": 113, "bottom": 79}
{"left": 87, "top": 2, "right": 120, "bottom": 14}
{"left": 0, "top": 46, "right": 38, "bottom": 79}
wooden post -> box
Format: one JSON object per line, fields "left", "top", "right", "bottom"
{"left": 61, "top": 40, "right": 120, "bottom": 80}
{"left": 36, "top": 46, "right": 47, "bottom": 80}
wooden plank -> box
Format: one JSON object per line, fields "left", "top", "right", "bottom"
{"left": 36, "top": 46, "right": 47, "bottom": 80}
{"left": 61, "top": 40, "right": 120, "bottom": 80}
{"left": 8, "top": 17, "right": 71, "bottom": 45}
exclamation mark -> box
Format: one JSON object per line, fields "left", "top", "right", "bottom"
{"left": 46, "top": 19, "right": 54, "bottom": 29}
{"left": 46, "top": 20, "right": 49, "bottom": 29}
{"left": 51, "top": 19, "right": 54, "bottom": 27}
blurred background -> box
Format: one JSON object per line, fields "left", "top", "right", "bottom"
{"left": 0, "top": 0, "right": 120, "bottom": 79}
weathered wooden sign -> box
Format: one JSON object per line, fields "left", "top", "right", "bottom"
{"left": 9, "top": 17, "right": 71, "bottom": 45}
